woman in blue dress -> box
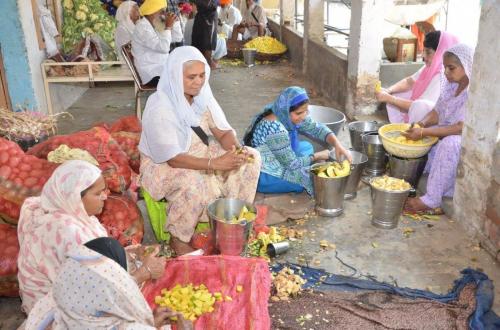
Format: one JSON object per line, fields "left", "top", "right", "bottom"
{"left": 243, "top": 86, "right": 351, "bottom": 195}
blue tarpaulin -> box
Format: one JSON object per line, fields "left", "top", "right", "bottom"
{"left": 271, "top": 264, "right": 500, "bottom": 330}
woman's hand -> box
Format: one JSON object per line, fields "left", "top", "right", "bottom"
{"left": 212, "top": 146, "right": 248, "bottom": 171}
{"left": 402, "top": 127, "right": 423, "bottom": 141}
{"left": 141, "top": 246, "right": 166, "bottom": 280}
{"left": 334, "top": 142, "right": 352, "bottom": 163}
{"left": 153, "top": 307, "right": 194, "bottom": 330}
{"left": 375, "top": 90, "right": 392, "bottom": 103}
{"left": 312, "top": 150, "right": 330, "bottom": 162}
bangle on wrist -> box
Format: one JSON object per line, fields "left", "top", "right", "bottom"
{"left": 207, "top": 157, "right": 213, "bottom": 171}
{"left": 145, "top": 265, "right": 152, "bottom": 279}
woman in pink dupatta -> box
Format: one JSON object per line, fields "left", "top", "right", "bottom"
{"left": 403, "top": 43, "right": 474, "bottom": 213}
{"left": 17, "top": 160, "right": 167, "bottom": 314}
{"left": 17, "top": 160, "right": 109, "bottom": 313}
{"left": 376, "top": 31, "right": 459, "bottom": 123}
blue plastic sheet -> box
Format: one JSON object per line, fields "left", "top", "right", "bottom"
{"left": 271, "top": 264, "right": 500, "bottom": 330}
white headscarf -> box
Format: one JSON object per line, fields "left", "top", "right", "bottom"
{"left": 115, "top": 1, "right": 137, "bottom": 35}
{"left": 139, "top": 46, "right": 233, "bottom": 163}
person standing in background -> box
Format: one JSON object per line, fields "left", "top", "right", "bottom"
{"left": 191, "top": 0, "right": 218, "bottom": 69}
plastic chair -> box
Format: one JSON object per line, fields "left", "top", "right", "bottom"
{"left": 121, "top": 43, "right": 157, "bottom": 120}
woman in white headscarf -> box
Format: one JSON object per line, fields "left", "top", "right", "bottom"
{"left": 17, "top": 160, "right": 165, "bottom": 314}
{"left": 139, "top": 46, "right": 261, "bottom": 255}
{"left": 115, "top": 1, "right": 140, "bottom": 61}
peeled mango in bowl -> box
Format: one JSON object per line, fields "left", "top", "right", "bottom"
{"left": 228, "top": 206, "right": 256, "bottom": 224}
{"left": 312, "top": 160, "right": 351, "bottom": 178}
{"left": 244, "top": 36, "right": 287, "bottom": 54}
{"left": 371, "top": 175, "right": 411, "bottom": 191}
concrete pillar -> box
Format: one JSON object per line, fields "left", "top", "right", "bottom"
{"left": 279, "top": 0, "right": 295, "bottom": 27}
{"left": 346, "top": 0, "right": 388, "bottom": 118}
{"left": 454, "top": 0, "right": 500, "bottom": 259}
{"left": 303, "top": 0, "right": 324, "bottom": 74}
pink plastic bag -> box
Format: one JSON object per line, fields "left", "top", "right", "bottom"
{"left": 142, "top": 255, "right": 271, "bottom": 330}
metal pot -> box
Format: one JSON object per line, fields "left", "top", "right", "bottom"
{"left": 330, "top": 150, "right": 369, "bottom": 200}
{"left": 207, "top": 198, "right": 257, "bottom": 256}
{"left": 348, "top": 121, "right": 384, "bottom": 152}
{"left": 301, "top": 105, "right": 346, "bottom": 151}
{"left": 362, "top": 132, "right": 388, "bottom": 176}
{"left": 370, "top": 179, "right": 411, "bottom": 229}
{"left": 311, "top": 162, "right": 349, "bottom": 217}
{"left": 388, "top": 154, "right": 427, "bottom": 187}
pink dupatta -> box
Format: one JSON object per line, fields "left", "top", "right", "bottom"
{"left": 411, "top": 31, "right": 459, "bottom": 100}
{"left": 17, "top": 160, "right": 108, "bottom": 313}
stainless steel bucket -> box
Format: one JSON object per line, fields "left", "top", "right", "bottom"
{"left": 370, "top": 179, "right": 411, "bottom": 229}
{"left": 301, "top": 105, "right": 346, "bottom": 151}
{"left": 207, "top": 198, "right": 256, "bottom": 256}
{"left": 348, "top": 121, "right": 383, "bottom": 152}
{"left": 362, "top": 133, "right": 388, "bottom": 176}
{"left": 330, "top": 150, "right": 369, "bottom": 200}
{"left": 311, "top": 162, "right": 349, "bottom": 217}
{"left": 388, "top": 154, "right": 427, "bottom": 187}
{"left": 242, "top": 48, "right": 257, "bottom": 67}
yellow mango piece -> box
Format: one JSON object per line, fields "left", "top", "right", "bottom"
{"left": 225, "top": 296, "right": 233, "bottom": 301}
{"left": 236, "top": 285, "right": 243, "bottom": 293}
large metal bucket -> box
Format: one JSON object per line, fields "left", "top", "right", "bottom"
{"left": 311, "top": 162, "right": 349, "bottom": 217}
{"left": 362, "top": 133, "right": 388, "bottom": 176}
{"left": 242, "top": 48, "right": 257, "bottom": 67}
{"left": 207, "top": 198, "right": 256, "bottom": 256}
{"left": 348, "top": 121, "right": 383, "bottom": 152}
{"left": 370, "top": 180, "right": 411, "bottom": 229}
{"left": 301, "top": 105, "right": 346, "bottom": 151}
{"left": 330, "top": 150, "right": 369, "bottom": 200}
{"left": 388, "top": 154, "right": 427, "bottom": 187}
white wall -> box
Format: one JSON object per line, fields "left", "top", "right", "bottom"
{"left": 434, "top": 0, "right": 481, "bottom": 47}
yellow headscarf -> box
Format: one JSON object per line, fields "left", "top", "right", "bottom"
{"left": 139, "top": 0, "right": 167, "bottom": 16}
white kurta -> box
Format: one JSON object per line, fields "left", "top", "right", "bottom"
{"left": 131, "top": 18, "right": 171, "bottom": 84}
{"left": 241, "top": 4, "right": 267, "bottom": 39}
{"left": 171, "top": 20, "right": 184, "bottom": 43}
{"left": 218, "top": 5, "right": 242, "bottom": 37}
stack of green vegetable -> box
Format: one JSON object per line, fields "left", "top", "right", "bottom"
{"left": 62, "top": 0, "right": 117, "bottom": 55}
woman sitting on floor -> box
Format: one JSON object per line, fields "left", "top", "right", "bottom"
{"left": 243, "top": 86, "right": 351, "bottom": 195}
{"left": 114, "top": 1, "right": 140, "bottom": 61}
{"left": 24, "top": 238, "right": 192, "bottom": 330}
{"left": 376, "top": 31, "right": 459, "bottom": 124}
{"left": 17, "top": 160, "right": 166, "bottom": 314}
{"left": 139, "top": 46, "right": 261, "bottom": 255}
{"left": 132, "top": 0, "right": 177, "bottom": 85}
{"left": 403, "top": 43, "right": 474, "bottom": 213}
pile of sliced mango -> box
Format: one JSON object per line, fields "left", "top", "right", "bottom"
{"left": 312, "top": 160, "right": 351, "bottom": 178}
{"left": 371, "top": 175, "right": 411, "bottom": 191}
{"left": 155, "top": 284, "right": 234, "bottom": 321}
{"left": 243, "top": 36, "right": 287, "bottom": 54}
{"left": 228, "top": 206, "right": 256, "bottom": 224}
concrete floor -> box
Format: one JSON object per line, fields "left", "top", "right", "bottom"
{"left": 1, "top": 60, "right": 499, "bottom": 329}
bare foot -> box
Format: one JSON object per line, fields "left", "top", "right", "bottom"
{"left": 170, "top": 237, "right": 196, "bottom": 256}
{"left": 404, "top": 197, "right": 432, "bottom": 213}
